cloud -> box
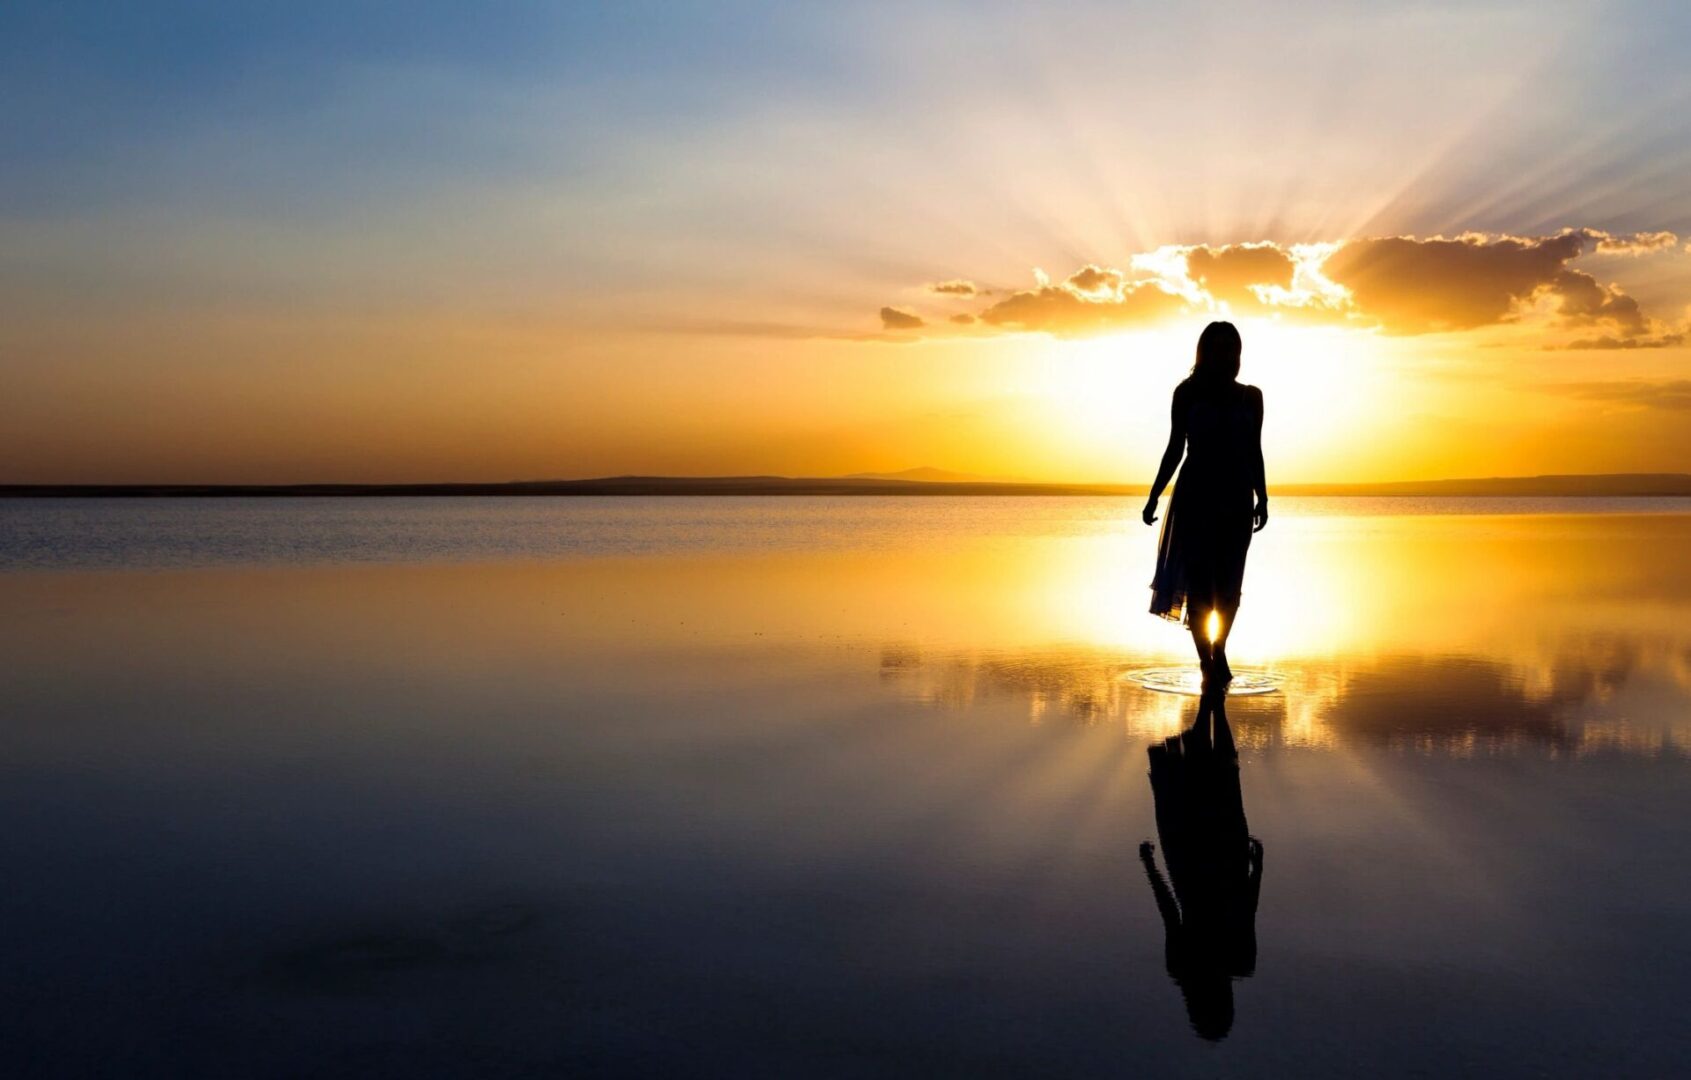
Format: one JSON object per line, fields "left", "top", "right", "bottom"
{"left": 1184, "top": 243, "right": 1295, "bottom": 304}
{"left": 882, "top": 228, "right": 1684, "bottom": 344}
{"left": 1576, "top": 229, "right": 1680, "bottom": 255}
{"left": 1552, "top": 379, "right": 1691, "bottom": 408}
{"left": 927, "top": 280, "right": 981, "bottom": 296}
{"left": 976, "top": 276, "right": 1188, "bottom": 335}
{"left": 949, "top": 312, "right": 976, "bottom": 325}
{"left": 1063, "top": 264, "right": 1127, "bottom": 297}
{"left": 880, "top": 306, "right": 924, "bottom": 330}
{"left": 1319, "top": 232, "right": 1583, "bottom": 333}
{"left": 1308, "top": 231, "right": 1673, "bottom": 343}
{"left": 1551, "top": 270, "right": 1645, "bottom": 334}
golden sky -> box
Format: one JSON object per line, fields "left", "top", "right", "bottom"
{"left": 3, "top": 2, "right": 1691, "bottom": 483}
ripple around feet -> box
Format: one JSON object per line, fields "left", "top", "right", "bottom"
{"left": 1121, "top": 667, "right": 1282, "bottom": 696}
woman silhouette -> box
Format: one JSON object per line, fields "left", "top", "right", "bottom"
{"left": 1143, "top": 321, "right": 1268, "bottom": 686}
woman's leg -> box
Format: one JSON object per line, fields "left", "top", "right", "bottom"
{"left": 1190, "top": 606, "right": 1214, "bottom": 675}
{"left": 1212, "top": 600, "right": 1240, "bottom": 681}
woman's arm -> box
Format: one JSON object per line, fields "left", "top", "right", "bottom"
{"left": 1251, "top": 386, "right": 1268, "bottom": 532}
{"left": 1142, "top": 386, "right": 1187, "bottom": 525}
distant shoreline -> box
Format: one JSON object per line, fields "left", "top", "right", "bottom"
{"left": 6, "top": 474, "right": 1691, "bottom": 498}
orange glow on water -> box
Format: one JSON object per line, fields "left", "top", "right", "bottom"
{"left": 5, "top": 504, "right": 1688, "bottom": 756}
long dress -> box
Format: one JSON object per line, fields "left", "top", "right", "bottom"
{"left": 1149, "top": 380, "right": 1261, "bottom": 627}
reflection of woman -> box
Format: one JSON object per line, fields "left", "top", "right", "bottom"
{"left": 1143, "top": 321, "right": 1268, "bottom": 686}
{"left": 1139, "top": 690, "right": 1263, "bottom": 1041}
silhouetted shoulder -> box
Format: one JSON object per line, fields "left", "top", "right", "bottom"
{"left": 1170, "top": 378, "right": 1196, "bottom": 419}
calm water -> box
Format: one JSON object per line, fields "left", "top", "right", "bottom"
{"left": 7, "top": 495, "right": 1691, "bottom": 570}
{"left": 3, "top": 498, "right": 1689, "bottom": 1077}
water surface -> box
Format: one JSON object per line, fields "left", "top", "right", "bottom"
{"left": 2, "top": 498, "right": 1687, "bottom": 1076}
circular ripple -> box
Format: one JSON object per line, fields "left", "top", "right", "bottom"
{"left": 1121, "top": 667, "right": 1281, "bottom": 696}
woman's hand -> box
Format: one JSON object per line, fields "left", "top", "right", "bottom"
{"left": 1252, "top": 498, "right": 1269, "bottom": 532}
{"left": 1142, "top": 498, "right": 1159, "bottom": 526}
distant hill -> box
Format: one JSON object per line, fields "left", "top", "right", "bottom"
{"left": 0, "top": 476, "right": 1135, "bottom": 498}
{"left": 844, "top": 467, "right": 1029, "bottom": 484}
{"left": 5, "top": 473, "right": 1691, "bottom": 497}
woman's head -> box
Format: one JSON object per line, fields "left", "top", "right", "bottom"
{"left": 1191, "top": 321, "right": 1242, "bottom": 384}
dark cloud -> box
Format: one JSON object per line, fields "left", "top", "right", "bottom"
{"left": 880, "top": 306, "right": 924, "bottom": 330}
{"left": 1318, "top": 231, "right": 1670, "bottom": 342}
{"left": 928, "top": 280, "right": 981, "bottom": 296}
{"left": 1184, "top": 243, "right": 1295, "bottom": 304}
{"left": 949, "top": 312, "right": 977, "bottom": 325}
{"left": 1550, "top": 270, "right": 1646, "bottom": 333}
{"left": 1320, "top": 233, "right": 1583, "bottom": 333}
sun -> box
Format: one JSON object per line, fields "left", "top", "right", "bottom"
{"left": 1234, "top": 318, "right": 1383, "bottom": 472}
{"left": 1025, "top": 318, "right": 1391, "bottom": 481}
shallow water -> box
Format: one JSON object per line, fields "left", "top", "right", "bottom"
{"left": 7, "top": 494, "right": 1691, "bottom": 570}
{"left": 2, "top": 498, "right": 1688, "bottom": 1077}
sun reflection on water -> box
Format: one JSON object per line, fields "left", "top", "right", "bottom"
{"left": 855, "top": 507, "right": 1691, "bottom": 757}
{"left": 7, "top": 503, "right": 1689, "bottom": 761}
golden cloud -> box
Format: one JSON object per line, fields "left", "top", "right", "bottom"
{"left": 976, "top": 277, "right": 1187, "bottom": 334}
{"left": 927, "top": 280, "right": 982, "bottom": 296}
{"left": 880, "top": 229, "right": 1685, "bottom": 346}
{"left": 1581, "top": 229, "right": 1680, "bottom": 255}
{"left": 1062, "top": 264, "right": 1127, "bottom": 297}
{"left": 880, "top": 306, "right": 925, "bottom": 330}
{"left": 1184, "top": 243, "right": 1296, "bottom": 305}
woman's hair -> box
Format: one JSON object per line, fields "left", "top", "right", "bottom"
{"left": 1190, "top": 321, "right": 1242, "bottom": 385}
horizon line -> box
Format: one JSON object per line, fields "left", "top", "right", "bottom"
{"left": 6, "top": 471, "right": 1691, "bottom": 498}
